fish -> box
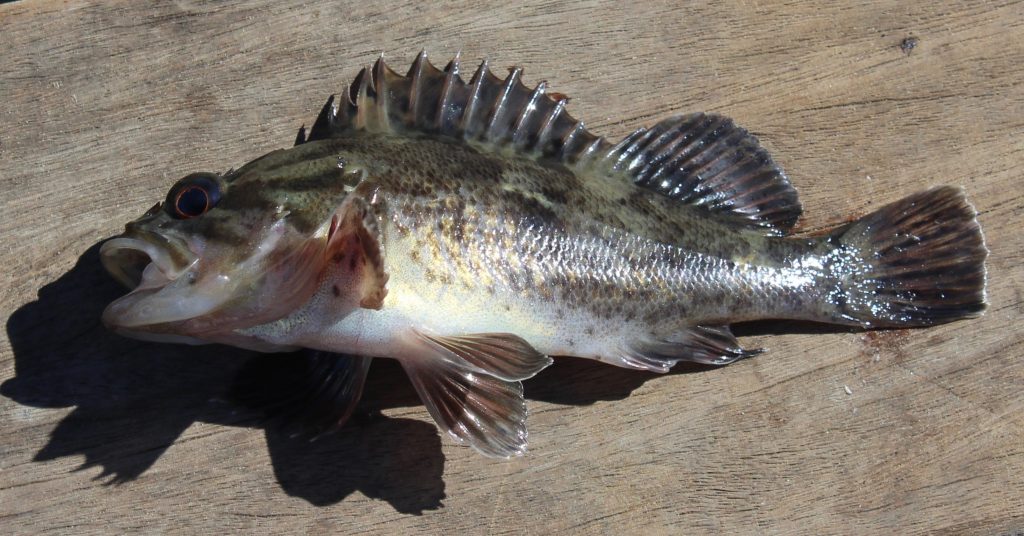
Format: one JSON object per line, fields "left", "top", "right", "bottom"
{"left": 100, "top": 52, "right": 988, "bottom": 458}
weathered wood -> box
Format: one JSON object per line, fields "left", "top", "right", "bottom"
{"left": 1, "top": 0, "right": 1022, "bottom": 533}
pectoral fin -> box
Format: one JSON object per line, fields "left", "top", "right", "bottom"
{"left": 325, "top": 196, "right": 389, "bottom": 310}
{"left": 415, "top": 331, "right": 553, "bottom": 381}
{"left": 402, "top": 357, "right": 529, "bottom": 458}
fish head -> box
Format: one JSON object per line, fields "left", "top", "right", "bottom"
{"left": 101, "top": 155, "right": 358, "bottom": 349}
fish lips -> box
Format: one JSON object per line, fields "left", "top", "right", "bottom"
{"left": 101, "top": 236, "right": 185, "bottom": 289}
{"left": 100, "top": 236, "right": 223, "bottom": 331}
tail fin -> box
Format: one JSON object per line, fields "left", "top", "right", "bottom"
{"left": 831, "top": 186, "right": 987, "bottom": 327}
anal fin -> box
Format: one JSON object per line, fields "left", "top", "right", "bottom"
{"left": 402, "top": 358, "right": 529, "bottom": 458}
{"left": 622, "top": 325, "right": 761, "bottom": 372}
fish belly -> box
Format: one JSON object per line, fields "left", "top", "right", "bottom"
{"left": 376, "top": 206, "right": 771, "bottom": 365}
{"left": 384, "top": 258, "right": 640, "bottom": 362}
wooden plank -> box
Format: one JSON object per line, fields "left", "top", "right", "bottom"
{"left": 1, "top": 0, "right": 1022, "bottom": 533}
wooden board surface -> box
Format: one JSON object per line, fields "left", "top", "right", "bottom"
{"left": 2, "top": 0, "right": 1022, "bottom": 533}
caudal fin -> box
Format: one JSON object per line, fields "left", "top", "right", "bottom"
{"left": 831, "top": 186, "right": 987, "bottom": 327}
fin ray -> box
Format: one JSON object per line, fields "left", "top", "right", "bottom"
{"left": 235, "top": 351, "right": 372, "bottom": 437}
{"left": 621, "top": 325, "right": 760, "bottom": 372}
{"left": 300, "top": 52, "right": 604, "bottom": 166}
{"left": 402, "top": 357, "right": 529, "bottom": 458}
{"left": 605, "top": 114, "right": 802, "bottom": 234}
{"left": 829, "top": 186, "right": 987, "bottom": 327}
{"left": 416, "top": 331, "right": 552, "bottom": 381}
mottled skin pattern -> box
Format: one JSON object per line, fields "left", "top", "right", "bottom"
{"left": 104, "top": 127, "right": 858, "bottom": 364}
{"left": 232, "top": 131, "right": 844, "bottom": 363}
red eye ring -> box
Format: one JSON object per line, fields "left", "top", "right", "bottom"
{"left": 173, "top": 185, "right": 211, "bottom": 219}
{"left": 164, "top": 172, "right": 223, "bottom": 220}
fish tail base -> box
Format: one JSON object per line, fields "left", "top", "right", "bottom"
{"left": 829, "top": 186, "right": 987, "bottom": 328}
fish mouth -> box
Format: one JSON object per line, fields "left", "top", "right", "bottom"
{"left": 100, "top": 236, "right": 186, "bottom": 289}
{"left": 100, "top": 234, "right": 214, "bottom": 330}
{"left": 99, "top": 218, "right": 324, "bottom": 344}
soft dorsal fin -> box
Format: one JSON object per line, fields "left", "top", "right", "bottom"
{"left": 298, "top": 51, "right": 605, "bottom": 164}
{"left": 601, "top": 114, "right": 802, "bottom": 234}
{"left": 297, "top": 52, "right": 801, "bottom": 234}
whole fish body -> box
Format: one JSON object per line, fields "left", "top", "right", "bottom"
{"left": 101, "top": 52, "right": 988, "bottom": 457}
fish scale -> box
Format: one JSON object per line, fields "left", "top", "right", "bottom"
{"left": 333, "top": 132, "right": 818, "bottom": 328}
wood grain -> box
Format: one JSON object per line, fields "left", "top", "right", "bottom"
{"left": 2, "top": 0, "right": 1022, "bottom": 533}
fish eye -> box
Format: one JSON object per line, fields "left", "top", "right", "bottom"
{"left": 166, "top": 173, "right": 222, "bottom": 219}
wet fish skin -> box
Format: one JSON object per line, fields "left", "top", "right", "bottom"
{"left": 257, "top": 133, "right": 822, "bottom": 346}
{"left": 100, "top": 53, "right": 988, "bottom": 457}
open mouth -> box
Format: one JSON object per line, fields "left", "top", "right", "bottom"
{"left": 100, "top": 237, "right": 182, "bottom": 289}
{"left": 99, "top": 235, "right": 215, "bottom": 329}
{"left": 98, "top": 225, "right": 320, "bottom": 349}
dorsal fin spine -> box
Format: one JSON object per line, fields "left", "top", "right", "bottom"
{"left": 486, "top": 67, "right": 523, "bottom": 141}
{"left": 307, "top": 54, "right": 694, "bottom": 174}
{"left": 535, "top": 98, "right": 567, "bottom": 150}
{"left": 560, "top": 121, "right": 585, "bottom": 161}
{"left": 407, "top": 51, "right": 427, "bottom": 129}
{"left": 353, "top": 66, "right": 372, "bottom": 130}
{"left": 512, "top": 81, "right": 546, "bottom": 148}
{"left": 436, "top": 52, "right": 461, "bottom": 134}
{"left": 371, "top": 55, "right": 391, "bottom": 132}
{"left": 579, "top": 136, "right": 607, "bottom": 167}
{"left": 308, "top": 95, "right": 336, "bottom": 141}
{"left": 461, "top": 60, "right": 489, "bottom": 135}
{"left": 443, "top": 52, "right": 461, "bottom": 75}
{"left": 308, "top": 53, "right": 598, "bottom": 163}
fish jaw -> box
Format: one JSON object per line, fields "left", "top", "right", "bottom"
{"left": 100, "top": 230, "right": 211, "bottom": 330}
{"left": 100, "top": 217, "right": 330, "bottom": 348}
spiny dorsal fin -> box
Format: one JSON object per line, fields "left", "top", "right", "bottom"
{"left": 300, "top": 53, "right": 800, "bottom": 234}
{"left": 602, "top": 114, "right": 802, "bottom": 234}
{"left": 299, "top": 51, "right": 604, "bottom": 165}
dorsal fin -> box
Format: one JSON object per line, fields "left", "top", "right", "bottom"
{"left": 300, "top": 52, "right": 801, "bottom": 234}
{"left": 300, "top": 51, "right": 604, "bottom": 165}
{"left": 602, "top": 114, "right": 802, "bottom": 234}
